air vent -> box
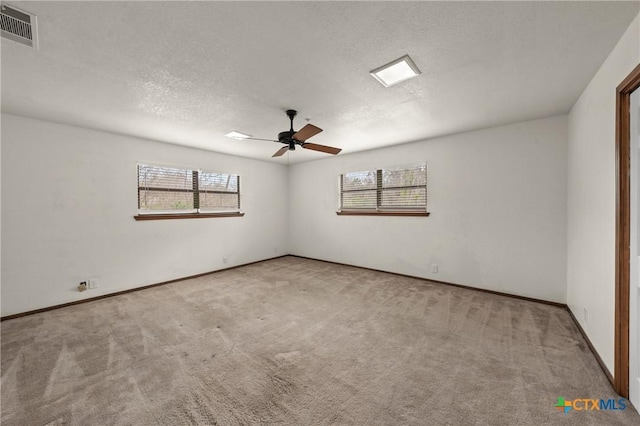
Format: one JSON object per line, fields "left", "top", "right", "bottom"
{"left": 1, "top": 3, "right": 38, "bottom": 49}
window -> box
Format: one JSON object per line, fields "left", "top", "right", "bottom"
{"left": 135, "top": 163, "right": 243, "bottom": 220}
{"left": 338, "top": 164, "right": 429, "bottom": 216}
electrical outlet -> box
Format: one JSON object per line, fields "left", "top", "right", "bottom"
{"left": 222, "top": 257, "right": 228, "bottom": 264}
{"left": 78, "top": 281, "right": 87, "bottom": 292}
{"left": 583, "top": 308, "right": 588, "bottom": 323}
{"left": 431, "top": 264, "right": 438, "bottom": 273}
{"left": 88, "top": 279, "right": 98, "bottom": 289}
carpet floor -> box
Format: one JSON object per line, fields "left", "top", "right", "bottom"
{"left": 1, "top": 256, "right": 638, "bottom": 425}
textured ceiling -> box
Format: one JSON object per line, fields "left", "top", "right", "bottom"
{"left": 1, "top": 1, "right": 638, "bottom": 164}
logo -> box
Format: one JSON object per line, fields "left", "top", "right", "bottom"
{"left": 555, "top": 397, "right": 627, "bottom": 414}
{"left": 555, "top": 397, "right": 572, "bottom": 414}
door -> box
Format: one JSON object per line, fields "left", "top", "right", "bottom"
{"left": 629, "top": 87, "right": 639, "bottom": 410}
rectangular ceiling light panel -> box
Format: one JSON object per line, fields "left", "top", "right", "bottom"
{"left": 224, "top": 131, "right": 251, "bottom": 139}
{"left": 370, "top": 55, "right": 421, "bottom": 87}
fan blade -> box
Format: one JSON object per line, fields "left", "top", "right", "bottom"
{"left": 302, "top": 143, "right": 342, "bottom": 155}
{"left": 272, "top": 146, "right": 289, "bottom": 157}
{"left": 293, "top": 124, "right": 322, "bottom": 141}
{"left": 245, "top": 137, "right": 278, "bottom": 142}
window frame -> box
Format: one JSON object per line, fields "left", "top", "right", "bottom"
{"left": 134, "top": 163, "right": 244, "bottom": 221}
{"left": 337, "top": 164, "right": 429, "bottom": 217}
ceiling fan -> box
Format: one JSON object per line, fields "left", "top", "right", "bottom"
{"left": 227, "top": 110, "right": 342, "bottom": 157}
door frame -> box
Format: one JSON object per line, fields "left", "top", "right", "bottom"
{"left": 615, "top": 63, "right": 640, "bottom": 397}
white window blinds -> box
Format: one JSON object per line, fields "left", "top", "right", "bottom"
{"left": 137, "top": 164, "right": 240, "bottom": 214}
{"left": 198, "top": 171, "right": 240, "bottom": 212}
{"left": 381, "top": 164, "right": 427, "bottom": 209}
{"left": 340, "top": 164, "right": 426, "bottom": 212}
{"left": 340, "top": 170, "right": 377, "bottom": 209}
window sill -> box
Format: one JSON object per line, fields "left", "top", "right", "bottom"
{"left": 336, "top": 211, "right": 430, "bottom": 217}
{"left": 134, "top": 212, "right": 245, "bottom": 221}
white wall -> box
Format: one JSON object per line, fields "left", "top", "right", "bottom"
{"left": 0, "top": 114, "right": 3, "bottom": 316}
{"left": 0, "top": 114, "right": 289, "bottom": 316}
{"left": 289, "top": 115, "right": 568, "bottom": 303}
{"left": 567, "top": 13, "right": 640, "bottom": 374}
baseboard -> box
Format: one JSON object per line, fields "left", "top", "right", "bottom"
{"left": 0, "top": 254, "right": 565, "bottom": 320}
{"left": 289, "top": 254, "right": 567, "bottom": 308}
{"left": 566, "top": 307, "right": 614, "bottom": 386}
{"left": 1, "top": 253, "right": 616, "bottom": 393}
{"left": 0, "top": 255, "right": 288, "bottom": 321}
{"left": 291, "top": 255, "right": 618, "bottom": 388}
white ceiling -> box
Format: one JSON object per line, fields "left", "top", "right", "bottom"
{"left": 2, "top": 1, "right": 638, "bottom": 164}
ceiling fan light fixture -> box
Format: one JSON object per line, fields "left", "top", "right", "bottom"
{"left": 224, "top": 130, "right": 251, "bottom": 140}
{"left": 370, "top": 54, "right": 421, "bottom": 87}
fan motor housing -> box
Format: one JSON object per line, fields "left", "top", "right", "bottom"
{"left": 278, "top": 130, "right": 296, "bottom": 143}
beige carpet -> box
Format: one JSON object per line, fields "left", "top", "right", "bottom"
{"left": 1, "top": 256, "right": 638, "bottom": 425}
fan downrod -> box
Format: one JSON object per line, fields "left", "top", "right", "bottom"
{"left": 278, "top": 109, "right": 299, "bottom": 147}
{"left": 286, "top": 109, "right": 297, "bottom": 127}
